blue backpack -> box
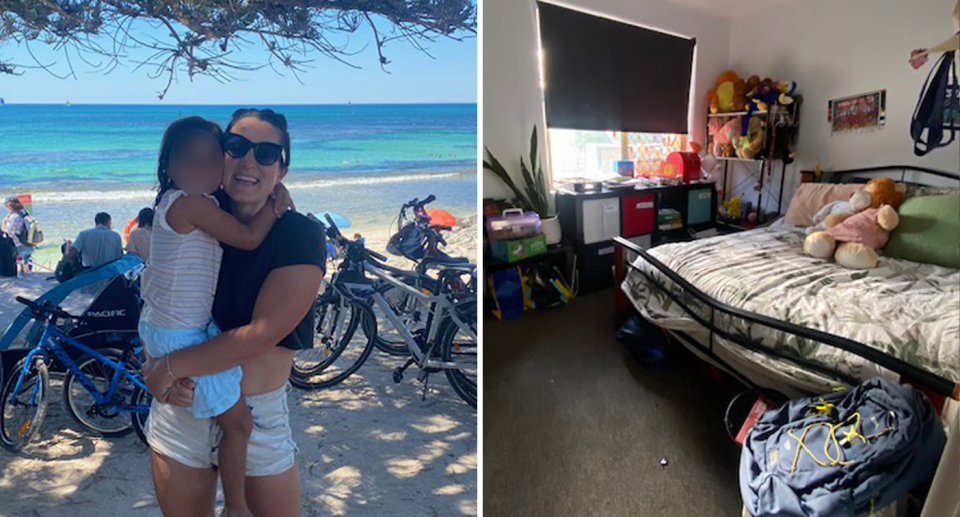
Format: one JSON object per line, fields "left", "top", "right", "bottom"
{"left": 740, "top": 377, "right": 946, "bottom": 517}
{"left": 911, "top": 51, "right": 958, "bottom": 156}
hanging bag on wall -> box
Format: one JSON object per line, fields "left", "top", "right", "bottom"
{"left": 910, "top": 51, "right": 958, "bottom": 156}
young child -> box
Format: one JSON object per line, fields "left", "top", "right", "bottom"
{"left": 140, "top": 117, "right": 290, "bottom": 517}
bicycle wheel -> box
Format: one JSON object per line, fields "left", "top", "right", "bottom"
{"left": 0, "top": 357, "right": 50, "bottom": 452}
{"left": 440, "top": 299, "right": 477, "bottom": 408}
{"left": 371, "top": 279, "right": 433, "bottom": 356}
{"left": 291, "top": 300, "right": 377, "bottom": 390}
{"left": 63, "top": 348, "right": 137, "bottom": 437}
{"left": 295, "top": 290, "right": 358, "bottom": 377}
{"left": 130, "top": 385, "right": 152, "bottom": 446}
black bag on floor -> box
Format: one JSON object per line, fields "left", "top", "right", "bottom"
{"left": 911, "top": 51, "right": 958, "bottom": 156}
{"left": 0, "top": 235, "right": 16, "bottom": 277}
{"left": 55, "top": 254, "right": 83, "bottom": 283}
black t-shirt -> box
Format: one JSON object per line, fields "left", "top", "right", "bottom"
{"left": 212, "top": 208, "right": 326, "bottom": 350}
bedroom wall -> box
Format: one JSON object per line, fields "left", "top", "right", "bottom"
{"left": 727, "top": 0, "right": 960, "bottom": 211}
{"left": 482, "top": 0, "right": 732, "bottom": 199}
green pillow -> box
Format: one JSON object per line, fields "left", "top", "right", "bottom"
{"left": 884, "top": 194, "right": 960, "bottom": 268}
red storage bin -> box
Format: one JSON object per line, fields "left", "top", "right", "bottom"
{"left": 622, "top": 193, "right": 655, "bottom": 237}
{"left": 658, "top": 152, "right": 701, "bottom": 183}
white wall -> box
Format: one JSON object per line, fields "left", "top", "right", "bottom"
{"left": 728, "top": 0, "right": 960, "bottom": 209}
{"left": 482, "top": 0, "right": 733, "bottom": 198}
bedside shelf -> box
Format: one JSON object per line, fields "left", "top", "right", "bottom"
{"left": 707, "top": 110, "right": 768, "bottom": 118}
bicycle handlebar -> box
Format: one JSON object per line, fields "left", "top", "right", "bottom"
{"left": 324, "top": 213, "right": 388, "bottom": 262}
{"left": 16, "top": 296, "right": 75, "bottom": 320}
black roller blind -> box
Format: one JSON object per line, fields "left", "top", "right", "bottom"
{"left": 537, "top": 2, "right": 695, "bottom": 134}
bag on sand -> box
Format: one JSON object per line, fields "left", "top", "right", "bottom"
{"left": 55, "top": 252, "right": 83, "bottom": 283}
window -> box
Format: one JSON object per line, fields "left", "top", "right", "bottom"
{"left": 548, "top": 129, "right": 688, "bottom": 185}
{"left": 536, "top": 2, "right": 695, "bottom": 187}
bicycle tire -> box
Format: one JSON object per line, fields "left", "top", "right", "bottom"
{"left": 130, "top": 385, "right": 151, "bottom": 446}
{"left": 297, "top": 291, "right": 361, "bottom": 377}
{"left": 440, "top": 299, "right": 477, "bottom": 408}
{"left": 0, "top": 357, "right": 49, "bottom": 452}
{"left": 63, "top": 348, "right": 136, "bottom": 437}
{"left": 291, "top": 301, "right": 377, "bottom": 390}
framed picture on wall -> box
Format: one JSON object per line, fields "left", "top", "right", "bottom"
{"left": 828, "top": 90, "right": 886, "bottom": 133}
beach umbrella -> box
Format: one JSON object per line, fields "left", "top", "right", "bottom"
{"left": 315, "top": 211, "right": 351, "bottom": 229}
{"left": 426, "top": 208, "right": 457, "bottom": 227}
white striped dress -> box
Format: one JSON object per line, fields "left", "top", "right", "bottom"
{"left": 141, "top": 190, "right": 222, "bottom": 330}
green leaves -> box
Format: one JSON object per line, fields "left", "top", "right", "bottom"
{"left": 483, "top": 125, "right": 551, "bottom": 216}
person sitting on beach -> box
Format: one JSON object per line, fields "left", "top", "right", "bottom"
{"left": 125, "top": 207, "right": 154, "bottom": 262}
{"left": 139, "top": 116, "right": 292, "bottom": 517}
{"left": 2, "top": 195, "right": 35, "bottom": 276}
{"left": 66, "top": 212, "right": 123, "bottom": 268}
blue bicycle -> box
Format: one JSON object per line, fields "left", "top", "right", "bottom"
{"left": 0, "top": 296, "right": 151, "bottom": 452}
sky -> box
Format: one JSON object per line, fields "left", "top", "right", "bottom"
{"left": 0, "top": 12, "right": 477, "bottom": 105}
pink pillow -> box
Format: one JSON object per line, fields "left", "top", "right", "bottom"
{"left": 785, "top": 183, "right": 863, "bottom": 227}
{"left": 826, "top": 208, "right": 890, "bottom": 250}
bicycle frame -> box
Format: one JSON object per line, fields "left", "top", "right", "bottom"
{"left": 362, "top": 262, "right": 476, "bottom": 371}
{"left": 9, "top": 319, "right": 147, "bottom": 414}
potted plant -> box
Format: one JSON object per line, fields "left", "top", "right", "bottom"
{"left": 483, "top": 125, "right": 562, "bottom": 245}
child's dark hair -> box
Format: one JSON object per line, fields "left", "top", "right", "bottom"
{"left": 226, "top": 108, "right": 291, "bottom": 167}
{"left": 155, "top": 116, "right": 223, "bottom": 207}
{"left": 137, "top": 207, "right": 155, "bottom": 228}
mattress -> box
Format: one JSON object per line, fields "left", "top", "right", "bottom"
{"left": 622, "top": 227, "right": 960, "bottom": 395}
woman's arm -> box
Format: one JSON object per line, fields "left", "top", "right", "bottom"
{"left": 144, "top": 263, "right": 323, "bottom": 398}
{"left": 166, "top": 195, "right": 279, "bottom": 251}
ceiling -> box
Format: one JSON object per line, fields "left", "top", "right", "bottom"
{"left": 658, "top": 0, "right": 797, "bottom": 20}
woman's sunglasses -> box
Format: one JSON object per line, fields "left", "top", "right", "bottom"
{"left": 224, "top": 132, "right": 286, "bottom": 166}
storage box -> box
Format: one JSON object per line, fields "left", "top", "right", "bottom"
{"left": 485, "top": 209, "right": 542, "bottom": 241}
{"left": 582, "top": 197, "right": 621, "bottom": 245}
{"left": 687, "top": 187, "right": 714, "bottom": 225}
{"left": 622, "top": 193, "right": 655, "bottom": 237}
{"left": 490, "top": 234, "right": 547, "bottom": 263}
{"left": 577, "top": 241, "right": 618, "bottom": 294}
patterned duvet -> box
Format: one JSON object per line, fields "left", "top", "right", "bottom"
{"left": 622, "top": 227, "right": 960, "bottom": 393}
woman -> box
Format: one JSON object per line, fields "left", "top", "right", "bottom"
{"left": 143, "top": 108, "right": 326, "bottom": 517}
{"left": 2, "top": 195, "right": 34, "bottom": 276}
{"left": 125, "top": 207, "right": 154, "bottom": 262}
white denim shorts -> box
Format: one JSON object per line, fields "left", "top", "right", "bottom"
{"left": 145, "top": 383, "right": 297, "bottom": 477}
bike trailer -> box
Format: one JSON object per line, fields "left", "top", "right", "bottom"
{"left": 740, "top": 376, "right": 946, "bottom": 517}
{"left": 0, "top": 255, "right": 144, "bottom": 371}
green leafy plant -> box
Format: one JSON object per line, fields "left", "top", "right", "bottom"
{"left": 483, "top": 125, "right": 551, "bottom": 216}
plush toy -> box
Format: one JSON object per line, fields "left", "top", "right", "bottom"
{"left": 736, "top": 116, "right": 766, "bottom": 159}
{"left": 708, "top": 71, "right": 745, "bottom": 113}
{"left": 723, "top": 194, "right": 744, "bottom": 219}
{"left": 712, "top": 117, "right": 741, "bottom": 157}
{"left": 805, "top": 188, "right": 873, "bottom": 235}
{"left": 803, "top": 205, "right": 900, "bottom": 269}
{"left": 862, "top": 177, "right": 907, "bottom": 209}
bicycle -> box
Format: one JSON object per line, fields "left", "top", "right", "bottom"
{"left": 0, "top": 296, "right": 150, "bottom": 452}
{"left": 291, "top": 215, "right": 477, "bottom": 407}
{"left": 372, "top": 195, "right": 475, "bottom": 356}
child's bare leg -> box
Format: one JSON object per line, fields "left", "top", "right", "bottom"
{"left": 215, "top": 400, "right": 254, "bottom": 517}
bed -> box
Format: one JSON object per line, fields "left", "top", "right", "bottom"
{"left": 614, "top": 165, "right": 960, "bottom": 405}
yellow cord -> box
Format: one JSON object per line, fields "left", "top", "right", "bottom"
{"left": 787, "top": 411, "right": 889, "bottom": 473}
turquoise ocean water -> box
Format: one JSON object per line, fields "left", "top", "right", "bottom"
{"left": 0, "top": 104, "right": 477, "bottom": 266}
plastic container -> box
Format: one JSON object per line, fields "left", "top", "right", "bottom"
{"left": 485, "top": 209, "right": 542, "bottom": 241}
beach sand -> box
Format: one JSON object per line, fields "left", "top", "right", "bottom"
{"left": 0, "top": 217, "right": 477, "bottom": 517}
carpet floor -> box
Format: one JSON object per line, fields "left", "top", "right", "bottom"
{"left": 483, "top": 288, "right": 744, "bottom": 516}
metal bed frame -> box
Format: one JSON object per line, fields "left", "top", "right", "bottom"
{"left": 613, "top": 165, "right": 960, "bottom": 410}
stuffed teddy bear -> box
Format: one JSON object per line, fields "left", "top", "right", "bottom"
{"left": 803, "top": 178, "right": 907, "bottom": 269}
{"left": 736, "top": 116, "right": 765, "bottom": 159}
{"left": 803, "top": 206, "right": 900, "bottom": 269}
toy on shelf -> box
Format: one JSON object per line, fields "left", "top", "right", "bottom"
{"left": 712, "top": 117, "right": 742, "bottom": 157}
{"left": 707, "top": 70, "right": 747, "bottom": 114}
{"left": 736, "top": 116, "right": 766, "bottom": 160}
